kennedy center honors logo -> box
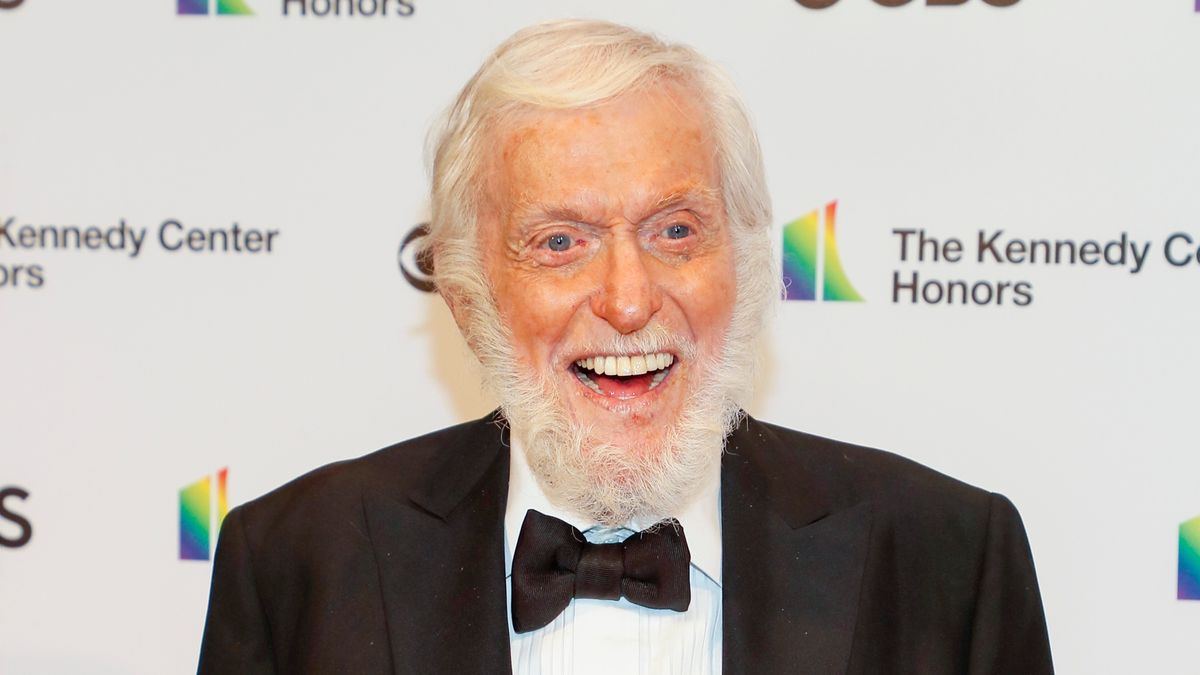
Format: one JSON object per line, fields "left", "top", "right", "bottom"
{"left": 180, "top": 468, "right": 229, "bottom": 561}
{"left": 782, "top": 201, "right": 864, "bottom": 302}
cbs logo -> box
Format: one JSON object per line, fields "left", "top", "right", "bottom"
{"left": 397, "top": 223, "right": 435, "bottom": 293}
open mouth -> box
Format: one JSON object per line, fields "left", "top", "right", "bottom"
{"left": 571, "top": 352, "right": 675, "bottom": 400}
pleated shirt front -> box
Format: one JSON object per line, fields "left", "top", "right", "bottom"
{"left": 504, "top": 437, "right": 723, "bottom": 675}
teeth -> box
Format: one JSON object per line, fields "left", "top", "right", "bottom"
{"left": 573, "top": 352, "right": 676, "bottom": 376}
{"left": 651, "top": 368, "right": 668, "bottom": 388}
{"left": 573, "top": 351, "right": 676, "bottom": 394}
{"left": 575, "top": 368, "right": 603, "bottom": 394}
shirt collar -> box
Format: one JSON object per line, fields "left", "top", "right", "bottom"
{"left": 503, "top": 432, "right": 722, "bottom": 587}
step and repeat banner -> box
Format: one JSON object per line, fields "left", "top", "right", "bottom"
{"left": 2, "top": 0, "right": 1198, "bottom": 672}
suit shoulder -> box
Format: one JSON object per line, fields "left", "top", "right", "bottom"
{"left": 231, "top": 414, "right": 503, "bottom": 531}
{"left": 744, "top": 416, "right": 995, "bottom": 517}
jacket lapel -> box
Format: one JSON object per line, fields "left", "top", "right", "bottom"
{"left": 362, "top": 414, "right": 513, "bottom": 675}
{"left": 722, "top": 416, "right": 873, "bottom": 675}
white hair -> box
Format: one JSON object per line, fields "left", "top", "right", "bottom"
{"left": 425, "top": 19, "right": 778, "bottom": 525}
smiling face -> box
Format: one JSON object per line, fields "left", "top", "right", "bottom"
{"left": 478, "top": 83, "right": 737, "bottom": 457}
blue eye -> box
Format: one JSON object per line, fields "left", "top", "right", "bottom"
{"left": 664, "top": 224, "right": 691, "bottom": 240}
{"left": 546, "top": 234, "right": 573, "bottom": 251}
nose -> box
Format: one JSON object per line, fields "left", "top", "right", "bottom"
{"left": 590, "top": 233, "right": 662, "bottom": 334}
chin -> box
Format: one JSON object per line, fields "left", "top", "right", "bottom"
{"left": 507, "top": 357, "right": 732, "bottom": 526}
{"left": 478, "top": 322, "right": 753, "bottom": 526}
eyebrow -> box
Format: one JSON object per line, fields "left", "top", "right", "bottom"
{"left": 513, "top": 186, "right": 721, "bottom": 228}
{"left": 652, "top": 186, "right": 721, "bottom": 213}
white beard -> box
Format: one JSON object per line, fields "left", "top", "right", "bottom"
{"left": 480, "top": 322, "right": 753, "bottom": 527}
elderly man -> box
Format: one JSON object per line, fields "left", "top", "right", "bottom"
{"left": 198, "top": 19, "right": 1053, "bottom": 675}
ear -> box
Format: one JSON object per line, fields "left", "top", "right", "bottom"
{"left": 431, "top": 247, "right": 485, "bottom": 356}
{"left": 439, "top": 283, "right": 472, "bottom": 343}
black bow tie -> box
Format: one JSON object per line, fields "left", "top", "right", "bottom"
{"left": 510, "top": 509, "right": 692, "bottom": 633}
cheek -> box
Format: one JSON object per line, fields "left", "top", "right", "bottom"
{"left": 671, "top": 259, "right": 737, "bottom": 348}
{"left": 492, "top": 272, "right": 589, "bottom": 363}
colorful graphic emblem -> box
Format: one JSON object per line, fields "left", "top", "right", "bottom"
{"left": 1180, "top": 516, "right": 1200, "bottom": 600}
{"left": 177, "top": 0, "right": 254, "bottom": 15}
{"left": 179, "top": 468, "right": 229, "bottom": 561}
{"left": 782, "top": 200, "right": 864, "bottom": 302}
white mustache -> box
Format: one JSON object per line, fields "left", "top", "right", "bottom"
{"left": 565, "top": 323, "right": 698, "bottom": 363}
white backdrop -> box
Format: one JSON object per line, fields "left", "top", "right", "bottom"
{"left": 2, "top": 0, "right": 1198, "bottom": 672}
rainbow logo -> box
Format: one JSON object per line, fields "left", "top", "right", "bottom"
{"left": 1180, "top": 516, "right": 1200, "bottom": 600}
{"left": 177, "top": 0, "right": 254, "bottom": 15}
{"left": 179, "top": 468, "right": 229, "bottom": 561}
{"left": 782, "top": 200, "right": 864, "bottom": 302}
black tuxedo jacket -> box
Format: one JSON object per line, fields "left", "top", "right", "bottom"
{"left": 198, "top": 413, "right": 1053, "bottom": 674}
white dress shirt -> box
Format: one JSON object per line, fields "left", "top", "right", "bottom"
{"left": 504, "top": 435, "right": 723, "bottom": 675}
